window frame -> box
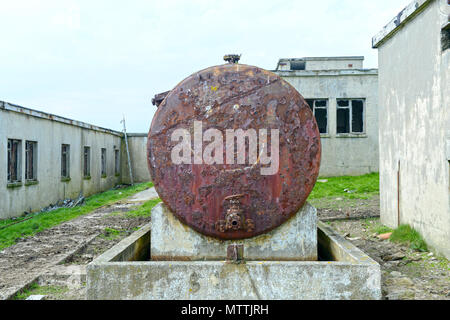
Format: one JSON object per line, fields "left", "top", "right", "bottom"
{"left": 7, "top": 139, "right": 22, "bottom": 184}
{"left": 101, "top": 148, "right": 107, "bottom": 178}
{"left": 305, "top": 99, "right": 329, "bottom": 135}
{"left": 25, "top": 140, "right": 38, "bottom": 182}
{"left": 61, "top": 144, "right": 71, "bottom": 180}
{"left": 83, "top": 146, "right": 91, "bottom": 178}
{"left": 336, "top": 98, "right": 366, "bottom": 135}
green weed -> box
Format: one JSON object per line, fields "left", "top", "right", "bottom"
{"left": 0, "top": 182, "right": 153, "bottom": 250}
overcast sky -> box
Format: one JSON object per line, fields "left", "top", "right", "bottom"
{"left": 0, "top": 0, "right": 408, "bottom": 133}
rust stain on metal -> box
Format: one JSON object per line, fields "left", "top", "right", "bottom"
{"left": 147, "top": 63, "right": 321, "bottom": 240}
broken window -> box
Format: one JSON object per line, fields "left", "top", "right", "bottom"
{"left": 83, "top": 146, "right": 91, "bottom": 177}
{"left": 114, "top": 149, "right": 120, "bottom": 176}
{"left": 7, "top": 139, "right": 22, "bottom": 183}
{"left": 442, "top": 24, "right": 450, "bottom": 51}
{"left": 290, "top": 61, "right": 305, "bottom": 70}
{"left": 305, "top": 99, "right": 328, "bottom": 134}
{"left": 25, "top": 141, "right": 37, "bottom": 181}
{"left": 61, "top": 144, "right": 70, "bottom": 179}
{"left": 101, "top": 148, "right": 107, "bottom": 177}
{"left": 337, "top": 99, "right": 364, "bottom": 134}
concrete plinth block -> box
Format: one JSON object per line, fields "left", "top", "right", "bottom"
{"left": 86, "top": 221, "right": 382, "bottom": 300}
{"left": 151, "top": 202, "right": 317, "bottom": 261}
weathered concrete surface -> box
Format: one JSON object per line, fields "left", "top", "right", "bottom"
{"left": 87, "top": 261, "right": 380, "bottom": 300}
{"left": 274, "top": 58, "right": 379, "bottom": 176}
{"left": 373, "top": 0, "right": 450, "bottom": 258}
{"left": 121, "top": 133, "right": 151, "bottom": 184}
{"left": 96, "top": 223, "right": 151, "bottom": 262}
{"left": 86, "top": 221, "right": 381, "bottom": 300}
{"left": 0, "top": 101, "right": 122, "bottom": 219}
{"left": 150, "top": 202, "right": 317, "bottom": 261}
{"left": 0, "top": 101, "right": 155, "bottom": 219}
{"left": 276, "top": 56, "right": 364, "bottom": 71}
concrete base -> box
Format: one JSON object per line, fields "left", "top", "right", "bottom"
{"left": 86, "top": 221, "right": 381, "bottom": 300}
{"left": 151, "top": 202, "right": 317, "bottom": 261}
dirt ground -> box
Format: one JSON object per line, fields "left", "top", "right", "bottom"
{"left": 2, "top": 193, "right": 449, "bottom": 300}
{"left": 0, "top": 188, "right": 157, "bottom": 300}
{"left": 316, "top": 196, "right": 450, "bottom": 300}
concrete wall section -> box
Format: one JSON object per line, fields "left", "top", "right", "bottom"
{"left": 0, "top": 103, "right": 122, "bottom": 219}
{"left": 121, "top": 133, "right": 151, "bottom": 184}
{"left": 375, "top": 0, "right": 450, "bottom": 258}
{"left": 276, "top": 70, "right": 379, "bottom": 176}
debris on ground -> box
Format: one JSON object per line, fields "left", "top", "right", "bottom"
{"left": 378, "top": 232, "right": 392, "bottom": 240}
{"left": 39, "top": 193, "right": 85, "bottom": 213}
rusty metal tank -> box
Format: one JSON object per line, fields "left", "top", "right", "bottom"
{"left": 147, "top": 57, "right": 321, "bottom": 240}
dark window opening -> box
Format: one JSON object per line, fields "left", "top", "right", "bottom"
{"left": 337, "top": 108, "right": 350, "bottom": 133}
{"left": 351, "top": 100, "right": 364, "bottom": 133}
{"left": 290, "top": 61, "right": 305, "bottom": 70}
{"left": 61, "top": 144, "right": 70, "bottom": 178}
{"left": 84, "top": 146, "right": 91, "bottom": 177}
{"left": 337, "top": 99, "right": 364, "bottom": 134}
{"left": 101, "top": 148, "right": 107, "bottom": 177}
{"left": 337, "top": 100, "right": 349, "bottom": 107}
{"left": 305, "top": 99, "right": 328, "bottom": 134}
{"left": 315, "top": 108, "right": 327, "bottom": 134}
{"left": 442, "top": 25, "right": 450, "bottom": 51}
{"left": 25, "top": 141, "right": 37, "bottom": 181}
{"left": 7, "top": 139, "right": 21, "bottom": 183}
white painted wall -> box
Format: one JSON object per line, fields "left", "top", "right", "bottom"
{"left": 275, "top": 69, "right": 379, "bottom": 176}
{"left": 375, "top": 0, "right": 450, "bottom": 258}
{"left": 0, "top": 104, "right": 122, "bottom": 219}
{"left": 277, "top": 57, "right": 364, "bottom": 71}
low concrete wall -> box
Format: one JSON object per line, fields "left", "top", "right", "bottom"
{"left": 86, "top": 221, "right": 381, "bottom": 300}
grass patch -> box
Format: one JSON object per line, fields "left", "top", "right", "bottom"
{"left": 0, "top": 182, "right": 153, "bottom": 250}
{"left": 13, "top": 283, "right": 68, "bottom": 300}
{"left": 373, "top": 224, "right": 393, "bottom": 234}
{"left": 99, "top": 227, "right": 123, "bottom": 240}
{"left": 390, "top": 224, "right": 428, "bottom": 252}
{"left": 308, "top": 172, "right": 379, "bottom": 200}
{"left": 360, "top": 218, "right": 393, "bottom": 234}
{"left": 123, "top": 198, "right": 161, "bottom": 218}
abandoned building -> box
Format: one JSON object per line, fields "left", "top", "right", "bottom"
{"left": 0, "top": 101, "right": 150, "bottom": 219}
{"left": 372, "top": 0, "right": 449, "bottom": 258}
{"left": 274, "top": 56, "right": 379, "bottom": 176}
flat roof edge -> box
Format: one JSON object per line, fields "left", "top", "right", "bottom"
{"left": 273, "top": 69, "right": 378, "bottom": 76}
{"left": 278, "top": 56, "right": 364, "bottom": 62}
{"left": 372, "top": 0, "right": 432, "bottom": 48}
{"left": 0, "top": 100, "right": 123, "bottom": 137}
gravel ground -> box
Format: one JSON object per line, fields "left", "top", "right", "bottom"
{"left": 317, "top": 196, "right": 450, "bottom": 300}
